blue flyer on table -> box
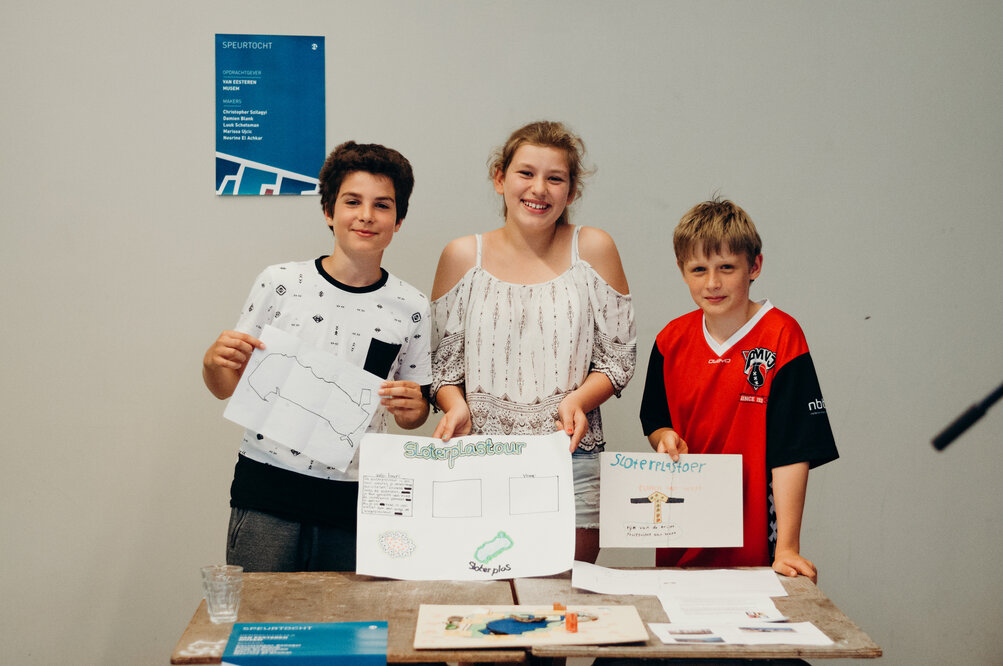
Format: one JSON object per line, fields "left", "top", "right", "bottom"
{"left": 222, "top": 622, "right": 387, "bottom": 664}
{"left": 215, "top": 34, "right": 325, "bottom": 196}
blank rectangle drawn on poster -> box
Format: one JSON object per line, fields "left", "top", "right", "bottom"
{"left": 510, "top": 475, "right": 560, "bottom": 515}
{"left": 433, "top": 479, "right": 482, "bottom": 518}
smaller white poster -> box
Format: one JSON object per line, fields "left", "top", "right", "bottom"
{"left": 357, "top": 432, "right": 575, "bottom": 581}
{"left": 223, "top": 325, "right": 383, "bottom": 471}
{"left": 599, "top": 452, "right": 742, "bottom": 548}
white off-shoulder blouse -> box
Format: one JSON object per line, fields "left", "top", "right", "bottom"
{"left": 431, "top": 227, "right": 637, "bottom": 451}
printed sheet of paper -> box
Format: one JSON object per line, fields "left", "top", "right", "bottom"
{"left": 657, "top": 568, "right": 788, "bottom": 598}
{"left": 356, "top": 432, "right": 575, "bottom": 580}
{"left": 413, "top": 605, "right": 647, "bottom": 648}
{"left": 649, "top": 621, "right": 833, "bottom": 646}
{"left": 223, "top": 325, "right": 383, "bottom": 471}
{"left": 599, "top": 452, "right": 742, "bottom": 548}
{"left": 658, "top": 595, "right": 785, "bottom": 624}
{"left": 657, "top": 569, "right": 788, "bottom": 625}
{"left": 572, "top": 560, "right": 685, "bottom": 595}
{"left": 572, "top": 563, "right": 787, "bottom": 599}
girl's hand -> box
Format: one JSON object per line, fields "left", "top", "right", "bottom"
{"left": 557, "top": 395, "right": 589, "bottom": 452}
{"left": 433, "top": 402, "right": 472, "bottom": 441}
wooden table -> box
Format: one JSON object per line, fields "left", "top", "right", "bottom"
{"left": 512, "top": 570, "right": 882, "bottom": 664}
{"left": 170, "top": 571, "right": 525, "bottom": 664}
{"left": 172, "top": 569, "right": 880, "bottom": 664}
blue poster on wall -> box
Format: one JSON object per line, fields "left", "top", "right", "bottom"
{"left": 215, "top": 34, "right": 325, "bottom": 196}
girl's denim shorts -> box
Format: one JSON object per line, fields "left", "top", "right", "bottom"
{"left": 572, "top": 449, "right": 600, "bottom": 529}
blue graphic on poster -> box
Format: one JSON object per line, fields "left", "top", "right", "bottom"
{"left": 215, "top": 34, "right": 325, "bottom": 196}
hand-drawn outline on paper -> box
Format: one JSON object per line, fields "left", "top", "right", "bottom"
{"left": 475, "top": 531, "right": 514, "bottom": 563}
{"left": 247, "top": 352, "right": 373, "bottom": 450}
{"left": 223, "top": 325, "right": 386, "bottom": 472}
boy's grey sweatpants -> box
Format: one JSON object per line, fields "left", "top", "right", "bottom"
{"left": 226, "top": 507, "right": 356, "bottom": 572}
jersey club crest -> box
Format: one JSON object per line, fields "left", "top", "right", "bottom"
{"left": 742, "top": 347, "right": 776, "bottom": 391}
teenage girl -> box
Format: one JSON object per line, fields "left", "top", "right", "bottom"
{"left": 429, "top": 120, "right": 636, "bottom": 562}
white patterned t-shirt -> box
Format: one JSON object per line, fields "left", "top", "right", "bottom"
{"left": 234, "top": 258, "right": 432, "bottom": 482}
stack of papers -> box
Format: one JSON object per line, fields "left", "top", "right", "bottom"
{"left": 571, "top": 562, "right": 833, "bottom": 646}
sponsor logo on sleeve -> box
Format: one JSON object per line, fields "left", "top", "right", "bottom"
{"left": 808, "top": 398, "right": 827, "bottom": 415}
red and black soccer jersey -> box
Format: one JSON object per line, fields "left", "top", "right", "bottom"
{"left": 639, "top": 301, "right": 838, "bottom": 568}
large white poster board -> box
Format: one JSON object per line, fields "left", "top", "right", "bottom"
{"left": 356, "top": 432, "right": 575, "bottom": 580}
{"left": 223, "top": 325, "right": 383, "bottom": 471}
{"left": 599, "top": 452, "right": 742, "bottom": 548}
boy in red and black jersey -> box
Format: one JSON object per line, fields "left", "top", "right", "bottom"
{"left": 639, "top": 199, "right": 837, "bottom": 582}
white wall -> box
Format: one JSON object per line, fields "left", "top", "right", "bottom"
{"left": 1, "top": 1, "right": 1000, "bottom": 663}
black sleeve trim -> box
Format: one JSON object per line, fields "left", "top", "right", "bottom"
{"left": 639, "top": 341, "right": 673, "bottom": 435}
{"left": 766, "top": 353, "right": 839, "bottom": 470}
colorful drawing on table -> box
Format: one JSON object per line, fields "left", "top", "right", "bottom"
{"left": 413, "top": 605, "right": 648, "bottom": 648}
{"left": 356, "top": 432, "right": 575, "bottom": 580}
{"left": 599, "top": 452, "right": 743, "bottom": 548}
{"left": 223, "top": 325, "right": 383, "bottom": 472}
